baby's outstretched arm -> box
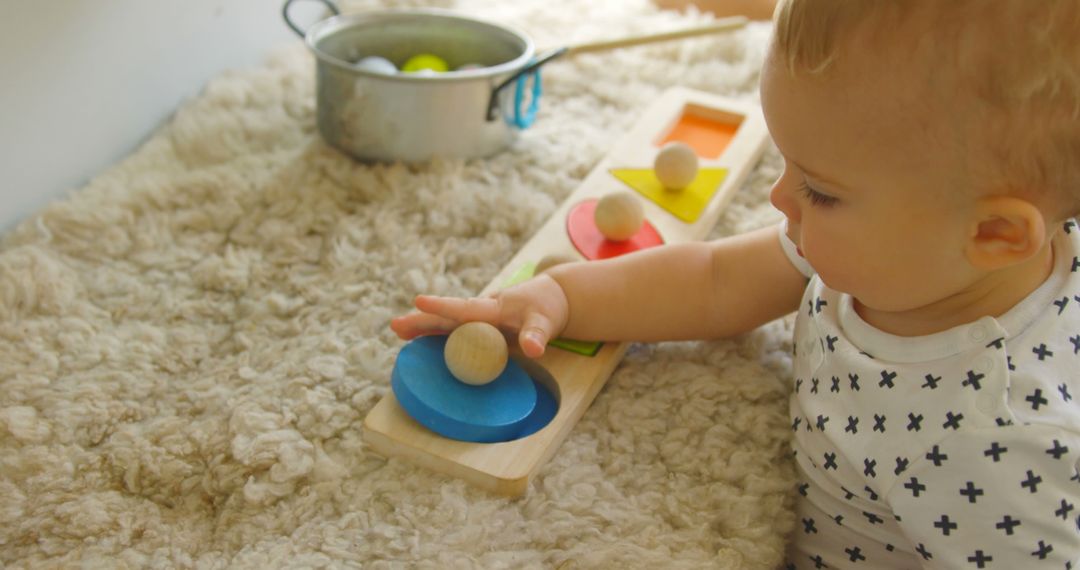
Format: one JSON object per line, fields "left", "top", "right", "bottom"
{"left": 391, "top": 275, "right": 570, "bottom": 358}
{"left": 391, "top": 224, "right": 807, "bottom": 356}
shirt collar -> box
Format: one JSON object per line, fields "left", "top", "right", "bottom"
{"left": 836, "top": 226, "right": 1073, "bottom": 363}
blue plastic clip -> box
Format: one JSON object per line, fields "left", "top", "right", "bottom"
{"left": 512, "top": 67, "right": 542, "bottom": 129}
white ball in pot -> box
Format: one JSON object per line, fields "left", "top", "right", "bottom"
{"left": 354, "top": 56, "right": 397, "bottom": 75}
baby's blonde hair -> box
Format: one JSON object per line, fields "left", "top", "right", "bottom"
{"left": 772, "top": 0, "right": 1080, "bottom": 219}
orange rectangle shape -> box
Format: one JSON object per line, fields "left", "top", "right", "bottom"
{"left": 657, "top": 105, "right": 743, "bottom": 159}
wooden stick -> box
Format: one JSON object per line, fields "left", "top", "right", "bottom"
{"left": 562, "top": 16, "right": 748, "bottom": 56}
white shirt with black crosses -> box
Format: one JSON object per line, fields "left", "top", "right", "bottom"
{"left": 779, "top": 220, "right": 1080, "bottom": 569}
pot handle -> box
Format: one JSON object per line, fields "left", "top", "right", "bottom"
{"left": 486, "top": 47, "right": 568, "bottom": 124}
{"left": 282, "top": 0, "right": 341, "bottom": 38}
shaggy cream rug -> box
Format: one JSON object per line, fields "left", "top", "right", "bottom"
{"left": 0, "top": 0, "right": 797, "bottom": 567}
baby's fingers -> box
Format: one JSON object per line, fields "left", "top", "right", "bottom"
{"left": 518, "top": 311, "right": 557, "bottom": 358}
{"left": 414, "top": 295, "right": 501, "bottom": 324}
{"left": 389, "top": 312, "right": 460, "bottom": 340}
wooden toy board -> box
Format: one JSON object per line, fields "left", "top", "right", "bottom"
{"left": 364, "top": 86, "right": 770, "bottom": 497}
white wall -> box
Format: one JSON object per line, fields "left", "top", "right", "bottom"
{"left": 0, "top": 0, "right": 319, "bottom": 232}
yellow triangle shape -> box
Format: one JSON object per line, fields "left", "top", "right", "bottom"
{"left": 610, "top": 167, "right": 729, "bottom": 223}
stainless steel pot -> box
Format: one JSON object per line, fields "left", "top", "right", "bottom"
{"left": 283, "top": 0, "right": 564, "bottom": 162}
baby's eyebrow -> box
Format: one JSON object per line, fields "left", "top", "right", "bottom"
{"left": 790, "top": 157, "right": 846, "bottom": 189}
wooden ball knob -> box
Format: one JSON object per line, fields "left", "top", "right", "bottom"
{"left": 444, "top": 322, "right": 508, "bottom": 385}
{"left": 654, "top": 142, "right": 699, "bottom": 190}
{"left": 594, "top": 192, "right": 644, "bottom": 241}
{"left": 535, "top": 253, "right": 579, "bottom": 274}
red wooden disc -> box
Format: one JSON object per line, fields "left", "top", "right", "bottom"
{"left": 566, "top": 199, "right": 664, "bottom": 260}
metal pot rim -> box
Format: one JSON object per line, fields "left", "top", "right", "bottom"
{"left": 304, "top": 8, "right": 536, "bottom": 83}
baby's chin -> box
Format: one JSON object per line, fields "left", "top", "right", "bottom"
{"left": 847, "top": 291, "right": 944, "bottom": 322}
{"left": 817, "top": 275, "right": 905, "bottom": 313}
{"left": 814, "top": 272, "right": 857, "bottom": 300}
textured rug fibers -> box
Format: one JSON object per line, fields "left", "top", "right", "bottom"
{"left": 0, "top": 0, "right": 796, "bottom": 567}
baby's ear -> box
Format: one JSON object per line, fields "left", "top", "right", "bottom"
{"left": 963, "top": 196, "right": 1047, "bottom": 270}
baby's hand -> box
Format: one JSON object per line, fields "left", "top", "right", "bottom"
{"left": 389, "top": 274, "right": 570, "bottom": 359}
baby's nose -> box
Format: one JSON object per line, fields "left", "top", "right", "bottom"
{"left": 769, "top": 180, "right": 801, "bottom": 224}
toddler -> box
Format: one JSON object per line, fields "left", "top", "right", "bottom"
{"left": 392, "top": 0, "right": 1080, "bottom": 566}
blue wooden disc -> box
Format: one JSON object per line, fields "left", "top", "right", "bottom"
{"left": 392, "top": 335, "right": 537, "bottom": 443}
{"left": 514, "top": 379, "right": 558, "bottom": 439}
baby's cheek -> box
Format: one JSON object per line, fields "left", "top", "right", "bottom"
{"left": 808, "top": 240, "right": 881, "bottom": 299}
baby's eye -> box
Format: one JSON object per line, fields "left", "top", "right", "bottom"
{"left": 799, "top": 182, "right": 839, "bottom": 207}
